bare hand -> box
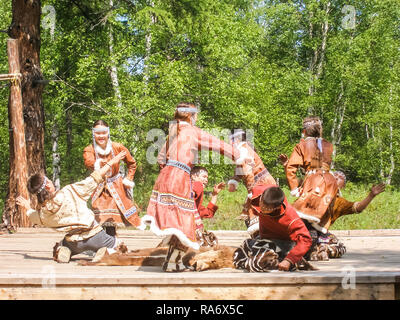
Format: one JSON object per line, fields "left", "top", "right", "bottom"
{"left": 278, "top": 259, "right": 292, "bottom": 271}
{"left": 278, "top": 154, "right": 288, "bottom": 166}
{"left": 159, "top": 163, "right": 166, "bottom": 170}
{"left": 244, "top": 157, "right": 255, "bottom": 167}
{"left": 109, "top": 151, "right": 127, "bottom": 166}
{"left": 371, "top": 183, "right": 385, "bottom": 197}
{"left": 16, "top": 196, "right": 30, "bottom": 210}
{"left": 212, "top": 182, "right": 226, "bottom": 196}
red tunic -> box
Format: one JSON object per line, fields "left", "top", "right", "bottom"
{"left": 192, "top": 181, "right": 218, "bottom": 219}
{"left": 143, "top": 121, "right": 241, "bottom": 249}
{"left": 250, "top": 184, "right": 312, "bottom": 265}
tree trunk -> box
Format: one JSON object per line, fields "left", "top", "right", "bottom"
{"left": 307, "top": 10, "right": 315, "bottom": 114}
{"left": 362, "top": 103, "right": 370, "bottom": 140}
{"left": 387, "top": 121, "right": 394, "bottom": 185}
{"left": 3, "top": 0, "right": 45, "bottom": 229}
{"left": 330, "top": 82, "right": 345, "bottom": 170}
{"left": 315, "top": 2, "right": 330, "bottom": 80}
{"left": 386, "top": 87, "right": 395, "bottom": 185}
{"left": 2, "top": 39, "right": 30, "bottom": 230}
{"left": 307, "top": 2, "right": 331, "bottom": 115}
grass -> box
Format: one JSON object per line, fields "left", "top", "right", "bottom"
{"left": 2, "top": 181, "right": 399, "bottom": 231}
{"left": 200, "top": 183, "right": 400, "bottom": 231}
{"left": 329, "top": 183, "right": 400, "bottom": 230}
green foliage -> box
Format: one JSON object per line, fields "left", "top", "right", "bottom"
{"left": 331, "top": 183, "right": 400, "bottom": 230}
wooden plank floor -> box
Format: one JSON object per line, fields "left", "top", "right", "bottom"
{"left": 1, "top": 228, "right": 399, "bottom": 300}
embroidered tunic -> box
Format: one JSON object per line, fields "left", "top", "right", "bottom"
{"left": 143, "top": 122, "right": 242, "bottom": 249}
{"left": 250, "top": 184, "right": 312, "bottom": 265}
{"left": 229, "top": 142, "right": 276, "bottom": 192}
{"left": 26, "top": 171, "right": 104, "bottom": 241}
{"left": 285, "top": 137, "right": 338, "bottom": 225}
{"left": 83, "top": 142, "right": 141, "bottom": 227}
{"left": 192, "top": 181, "right": 218, "bottom": 219}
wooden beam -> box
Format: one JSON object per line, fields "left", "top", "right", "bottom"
{"left": 7, "top": 38, "right": 30, "bottom": 227}
{"left": 0, "top": 283, "right": 395, "bottom": 300}
{"left": 0, "top": 73, "right": 22, "bottom": 81}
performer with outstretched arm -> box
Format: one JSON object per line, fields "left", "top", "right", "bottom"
{"left": 227, "top": 129, "right": 276, "bottom": 238}
{"left": 16, "top": 151, "right": 127, "bottom": 263}
{"left": 279, "top": 154, "right": 386, "bottom": 260}
{"left": 142, "top": 102, "right": 251, "bottom": 272}
{"left": 83, "top": 120, "right": 142, "bottom": 236}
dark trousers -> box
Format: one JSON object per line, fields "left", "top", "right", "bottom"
{"left": 62, "top": 230, "right": 116, "bottom": 256}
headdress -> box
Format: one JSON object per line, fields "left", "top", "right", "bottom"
{"left": 37, "top": 176, "right": 47, "bottom": 194}
{"left": 229, "top": 129, "right": 246, "bottom": 141}
{"left": 176, "top": 106, "right": 199, "bottom": 113}
{"left": 333, "top": 171, "right": 347, "bottom": 183}
{"left": 92, "top": 126, "right": 112, "bottom": 156}
{"left": 302, "top": 117, "right": 322, "bottom": 129}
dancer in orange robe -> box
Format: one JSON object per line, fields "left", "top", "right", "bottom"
{"left": 282, "top": 116, "right": 338, "bottom": 233}
{"left": 227, "top": 129, "right": 276, "bottom": 237}
{"left": 83, "top": 120, "right": 142, "bottom": 235}
{"left": 142, "top": 103, "right": 250, "bottom": 271}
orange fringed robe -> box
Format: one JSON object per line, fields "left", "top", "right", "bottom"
{"left": 143, "top": 122, "right": 241, "bottom": 250}
{"left": 228, "top": 142, "right": 276, "bottom": 217}
{"left": 285, "top": 137, "right": 338, "bottom": 229}
{"left": 229, "top": 142, "right": 276, "bottom": 193}
{"left": 83, "top": 142, "right": 141, "bottom": 228}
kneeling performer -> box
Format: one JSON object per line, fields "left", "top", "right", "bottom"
{"left": 236, "top": 184, "right": 313, "bottom": 271}
{"left": 16, "top": 151, "right": 127, "bottom": 263}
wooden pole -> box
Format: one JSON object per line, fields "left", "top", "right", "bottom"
{"left": 7, "top": 38, "right": 30, "bottom": 227}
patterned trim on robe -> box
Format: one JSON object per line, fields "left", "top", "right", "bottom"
{"left": 194, "top": 210, "right": 204, "bottom": 231}
{"left": 107, "top": 178, "right": 126, "bottom": 212}
{"left": 254, "top": 168, "right": 270, "bottom": 183}
{"left": 91, "top": 173, "right": 137, "bottom": 222}
{"left": 150, "top": 190, "right": 197, "bottom": 211}
{"left": 92, "top": 181, "right": 105, "bottom": 203}
{"left": 106, "top": 177, "right": 138, "bottom": 220}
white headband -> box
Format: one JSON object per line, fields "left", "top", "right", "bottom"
{"left": 229, "top": 130, "right": 245, "bottom": 140}
{"left": 37, "top": 176, "right": 47, "bottom": 193}
{"left": 177, "top": 107, "right": 198, "bottom": 113}
{"left": 303, "top": 119, "right": 322, "bottom": 129}
{"left": 92, "top": 127, "right": 110, "bottom": 134}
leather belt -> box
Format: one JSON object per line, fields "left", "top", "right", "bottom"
{"left": 166, "top": 160, "right": 191, "bottom": 174}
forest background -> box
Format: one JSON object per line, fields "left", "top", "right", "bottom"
{"left": 0, "top": 0, "right": 399, "bottom": 230}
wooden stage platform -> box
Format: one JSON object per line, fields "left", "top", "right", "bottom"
{"left": 0, "top": 228, "right": 399, "bottom": 300}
